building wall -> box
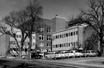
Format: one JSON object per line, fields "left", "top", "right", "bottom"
{"left": 51, "top": 16, "right": 66, "bottom": 32}
{"left": 36, "top": 19, "right": 54, "bottom": 52}
{"left": 0, "top": 34, "right": 10, "bottom": 56}
{"left": 52, "top": 24, "right": 88, "bottom": 51}
{"left": 9, "top": 29, "right": 36, "bottom": 56}
{"left": 52, "top": 26, "right": 79, "bottom": 51}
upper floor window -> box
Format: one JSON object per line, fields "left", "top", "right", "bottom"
{"left": 47, "top": 43, "right": 51, "bottom": 47}
{"left": 56, "top": 45, "right": 58, "bottom": 48}
{"left": 40, "top": 27, "right": 44, "bottom": 32}
{"left": 76, "top": 31, "right": 78, "bottom": 35}
{"left": 39, "top": 34, "right": 44, "bottom": 41}
{"left": 71, "top": 32, "right": 73, "bottom": 36}
{"left": 32, "top": 36, "right": 35, "bottom": 39}
{"left": 16, "top": 35, "right": 22, "bottom": 38}
{"left": 39, "top": 43, "right": 44, "bottom": 47}
{"left": 47, "top": 35, "right": 51, "bottom": 41}
{"left": 47, "top": 27, "right": 51, "bottom": 33}
{"left": 66, "top": 33, "right": 68, "bottom": 37}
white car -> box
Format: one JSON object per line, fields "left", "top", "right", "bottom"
{"left": 55, "top": 52, "right": 62, "bottom": 59}
{"left": 72, "top": 50, "right": 83, "bottom": 57}
{"left": 59, "top": 51, "right": 66, "bottom": 58}
{"left": 45, "top": 52, "right": 56, "bottom": 59}
{"left": 65, "top": 51, "right": 75, "bottom": 58}
{"left": 86, "top": 50, "right": 97, "bottom": 57}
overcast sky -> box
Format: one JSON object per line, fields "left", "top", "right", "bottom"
{"left": 0, "top": 0, "right": 89, "bottom": 19}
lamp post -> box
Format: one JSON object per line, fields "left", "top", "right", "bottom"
{"left": 51, "top": 38, "right": 53, "bottom": 52}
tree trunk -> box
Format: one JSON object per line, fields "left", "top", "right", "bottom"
{"left": 27, "top": 33, "right": 32, "bottom": 59}
{"left": 14, "top": 37, "right": 22, "bottom": 58}
{"left": 99, "top": 35, "right": 103, "bottom": 56}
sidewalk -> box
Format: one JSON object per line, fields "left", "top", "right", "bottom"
{"left": 34, "top": 57, "right": 104, "bottom": 68}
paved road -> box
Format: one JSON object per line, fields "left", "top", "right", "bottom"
{"left": 0, "top": 57, "right": 104, "bottom": 68}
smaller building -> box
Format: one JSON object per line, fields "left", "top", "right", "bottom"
{"left": 52, "top": 24, "right": 87, "bottom": 51}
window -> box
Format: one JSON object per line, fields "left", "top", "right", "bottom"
{"left": 73, "top": 32, "right": 75, "bottom": 35}
{"left": 63, "top": 44, "right": 66, "bottom": 47}
{"left": 62, "top": 34, "right": 64, "bottom": 38}
{"left": 66, "top": 33, "right": 68, "bottom": 37}
{"left": 56, "top": 35, "right": 59, "bottom": 39}
{"left": 56, "top": 45, "right": 58, "bottom": 48}
{"left": 60, "top": 35, "right": 62, "bottom": 38}
{"left": 32, "top": 36, "right": 35, "bottom": 39}
{"left": 10, "top": 41, "right": 15, "bottom": 44}
{"left": 76, "top": 31, "right": 78, "bottom": 35}
{"left": 74, "top": 42, "right": 76, "bottom": 46}
{"left": 47, "top": 35, "right": 51, "bottom": 41}
{"left": 47, "top": 27, "right": 51, "bottom": 33}
{"left": 40, "top": 27, "right": 44, "bottom": 32}
{"left": 71, "top": 42, "right": 73, "bottom": 46}
{"left": 71, "top": 32, "right": 73, "bottom": 36}
{"left": 68, "top": 33, "right": 70, "bottom": 36}
{"left": 47, "top": 43, "right": 51, "bottom": 47}
{"left": 60, "top": 44, "right": 62, "bottom": 47}
{"left": 64, "top": 34, "right": 66, "bottom": 37}
{"left": 39, "top": 34, "right": 44, "bottom": 41}
{"left": 39, "top": 43, "right": 44, "bottom": 47}
{"left": 16, "top": 35, "right": 22, "bottom": 38}
{"left": 68, "top": 43, "right": 70, "bottom": 46}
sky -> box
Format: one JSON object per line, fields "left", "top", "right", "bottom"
{"left": 0, "top": 0, "right": 89, "bottom": 20}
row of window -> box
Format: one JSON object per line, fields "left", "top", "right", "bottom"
{"left": 40, "top": 27, "right": 51, "bottom": 33}
{"left": 55, "top": 42, "right": 78, "bottom": 48}
{"left": 54, "top": 31, "right": 78, "bottom": 39}
{"left": 39, "top": 35, "right": 51, "bottom": 41}
{"left": 39, "top": 43, "right": 51, "bottom": 47}
{"left": 16, "top": 35, "right": 35, "bottom": 39}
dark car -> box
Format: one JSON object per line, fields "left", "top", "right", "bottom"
{"left": 31, "top": 52, "right": 43, "bottom": 59}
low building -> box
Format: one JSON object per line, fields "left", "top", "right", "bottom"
{"left": 52, "top": 24, "right": 87, "bottom": 51}
{"left": 0, "top": 34, "right": 10, "bottom": 56}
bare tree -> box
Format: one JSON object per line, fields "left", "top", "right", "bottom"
{"left": 68, "top": 0, "right": 104, "bottom": 56}
{"left": 84, "top": 32, "right": 99, "bottom": 50}
{"left": 22, "top": 0, "right": 43, "bottom": 59}
{"left": 0, "top": 10, "right": 29, "bottom": 58}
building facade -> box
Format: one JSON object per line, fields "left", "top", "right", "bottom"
{"left": 9, "top": 28, "right": 36, "bottom": 56}
{"left": 36, "top": 16, "right": 67, "bottom": 52}
{"left": 52, "top": 24, "right": 87, "bottom": 51}
{"left": 0, "top": 34, "right": 10, "bottom": 56}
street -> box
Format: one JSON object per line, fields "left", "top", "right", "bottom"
{"left": 0, "top": 57, "right": 104, "bottom": 68}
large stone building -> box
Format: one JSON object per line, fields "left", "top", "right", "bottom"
{"left": 36, "top": 15, "right": 67, "bottom": 52}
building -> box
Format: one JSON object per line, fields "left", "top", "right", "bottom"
{"left": 0, "top": 15, "right": 69, "bottom": 56}
{"left": 9, "top": 28, "right": 36, "bottom": 57}
{"left": 35, "top": 15, "right": 67, "bottom": 52}
{"left": 52, "top": 24, "right": 87, "bottom": 51}
{"left": 0, "top": 34, "right": 10, "bottom": 56}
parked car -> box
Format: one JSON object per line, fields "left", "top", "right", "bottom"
{"left": 45, "top": 52, "right": 56, "bottom": 59}
{"left": 86, "top": 50, "right": 97, "bottom": 57}
{"left": 71, "top": 50, "right": 83, "bottom": 57}
{"left": 55, "top": 52, "right": 62, "bottom": 59}
{"left": 31, "top": 52, "right": 43, "bottom": 59}
{"left": 55, "top": 50, "right": 75, "bottom": 59}
{"left": 81, "top": 50, "right": 97, "bottom": 57}
{"left": 58, "top": 51, "right": 66, "bottom": 58}
{"left": 65, "top": 51, "right": 75, "bottom": 58}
